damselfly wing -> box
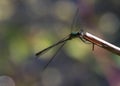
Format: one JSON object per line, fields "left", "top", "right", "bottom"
{"left": 70, "top": 8, "right": 82, "bottom": 33}
{"left": 35, "top": 7, "right": 84, "bottom": 70}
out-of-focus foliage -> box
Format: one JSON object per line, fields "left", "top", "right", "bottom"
{"left": 0, "top": 0, "right": 120, "bottom": 86}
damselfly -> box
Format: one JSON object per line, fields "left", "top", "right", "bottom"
{"left": 35, "top": 8, "right": 120, "bottom": 70}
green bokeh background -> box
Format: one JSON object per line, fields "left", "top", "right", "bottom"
{"left": 0, "top": 0, "right": 120, "bottom": 86}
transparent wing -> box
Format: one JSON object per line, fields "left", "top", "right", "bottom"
{"left": 42, "top": 42, "right": 66, "bottom": 70}
{"left": 71, "top": 8, "right": 82, "bottom": 33}
{"left": 35, "top": 35, "right": 70, "bottom": 70}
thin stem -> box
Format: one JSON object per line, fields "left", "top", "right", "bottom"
{"left": 82, "top": 32, "right": 120, "bottom": 56}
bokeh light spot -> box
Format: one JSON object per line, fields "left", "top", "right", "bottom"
{"left": 0, "top": 0, "right": 14, "bottom": 21}
{"left": 9, "top": 35, "right": 29, "bottom": 64}
{"left": 32, "top": 29, "right": 57, "bottom": 59}
{"left": 99, "top": 12, "right": 119, "bottom": 34}
{"left": 42, "top": 68, "right": 62, "bottom": 86}
{"left": 65, "top": 39, "right": 91, "bottom": 61}
{"left": 0, "top": 76, "right": 15, "bottom": 86}
{"left": 53, "top": 1, "right": 76, "bottom": 21}
{"left": 23, "top": 0, "right": 49, "bottom": 17}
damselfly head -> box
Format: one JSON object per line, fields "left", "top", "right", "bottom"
{"left": 69, "top": 32, "right": 79, "bottom": 40}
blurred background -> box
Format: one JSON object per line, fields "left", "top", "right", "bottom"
{"left": 0, "top": 0, "right": 120, "bottom": 86}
